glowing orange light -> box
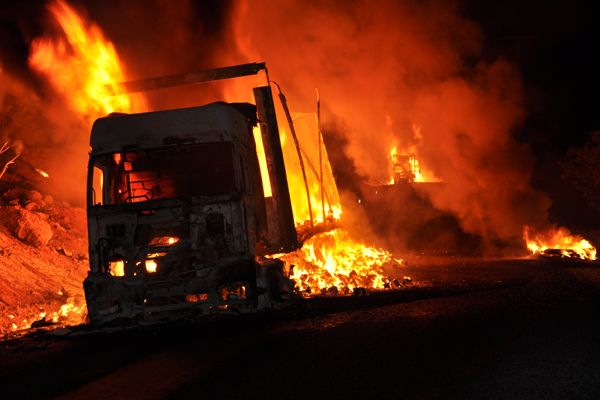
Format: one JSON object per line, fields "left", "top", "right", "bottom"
{"left": 108, "top": 260, "right": 125, "bottom": 276}
{"left": 149, "top": 236, "right": 179, "bottom": 246}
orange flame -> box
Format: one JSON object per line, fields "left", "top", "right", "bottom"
{"left": 277, "top": 229, "right": 402, "bottom": 295}
{"left": 524, "top": 226, "right": 597, "bottom": 261}
{"left": 6, "top": 295, "right": 86, "bottom": 336}
{"left": 29, "top": 0, "right": 142, "bottom": 122}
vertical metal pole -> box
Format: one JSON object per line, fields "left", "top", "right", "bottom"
{"left": 254, "top": 86, "right": 299, "bottom": 252}
{"left": 316, "top": 89, "right": 325, "bottom": 222}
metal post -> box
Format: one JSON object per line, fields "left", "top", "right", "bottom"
{"left": 254, "top": 86, "right": 299, "bottom": 252}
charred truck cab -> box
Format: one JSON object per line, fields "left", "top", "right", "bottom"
{"left": 84, "top": 63, "right": 299, "bottom": 325}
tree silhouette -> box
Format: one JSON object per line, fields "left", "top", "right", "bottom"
{"left": 562, "top": 132, "right": 600, "bottom": 214}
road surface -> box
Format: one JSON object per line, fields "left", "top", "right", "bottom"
{"left": 1, "top": 258, "right": 600, "bottom": 399}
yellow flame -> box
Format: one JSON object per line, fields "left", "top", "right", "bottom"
{"left": 524, "top": 226, "right": 597, "bottom": 260}
{"left": 108, "top": 260, "right": 125, "bottom": 277}
{"left": 50, "top": 298, "right": 86, "bottom": 324}
{"left": 278, "top": 118, "right": 342, "bottom": 225}
{"left": 277, "top": 229, "right": 400, "bottom": 295}
{"left": 29, "top": 0, "right": 141, "bottom": 122}
{"left": 6, "top": 296, "right": 86, "bottom": 334}
{"left": 145, "top": 260, "right": 158, "bottom": 273}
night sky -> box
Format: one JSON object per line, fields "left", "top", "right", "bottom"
{"left": 463, "top": 0, "right": 600, "bottom": 227}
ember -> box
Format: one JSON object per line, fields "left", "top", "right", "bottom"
{"left": 524, "top": 226, "right": 597, "bottom": 261}
{"left": 35, "top": 168, "right": 50, "bottom": 178}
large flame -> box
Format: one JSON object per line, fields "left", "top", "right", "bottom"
{"left": 279, "top": 119, "right": 342, "bottom": 226}
{"left": 524, "top": 226, "right": 597, "bottom": 261}
{"left": 278, "top": 229, "right": 401, "bottom": 295}
{"left": 29, "top": 0, "right": 141, "bottom": 121}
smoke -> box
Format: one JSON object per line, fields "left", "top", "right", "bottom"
{"left": 0, "top": 67, "right": 88, "bottom": 202}
{"left": 225, "top": 0, "right": 550, "bottom": 246}
{"left": 82, "top": 0, "right": 236, "bottom": 111}
{"left": 1, "top": 0, "right": 551, "bottom": 245}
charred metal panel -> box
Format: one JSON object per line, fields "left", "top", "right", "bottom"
{"left": 189, "top": 202, "right": 249, "bottom": 264}
{"left": 111, "top": 62, "right": 266, "bottom": 94}
{"left": 253, "top": 86, "right": 299, "bottom": 253}
{"left": 90, "top": 103, "right": 251, "bottom": 155}
{"left": 84, "top": 257, "right": 260, "bottom": 325}
{"left": 85, "top": 197, "right": 258, "bottom": 324}
{"left": 88, "top": 199, "right": 249, "bottom": 275}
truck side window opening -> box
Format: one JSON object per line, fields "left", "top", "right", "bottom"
{"left": 92, "top": 166, "right": 104, "bottom": 206}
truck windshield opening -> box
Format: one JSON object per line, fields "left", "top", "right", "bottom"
{"left": 93, "top": 142, "right": 236, "bottom": 205}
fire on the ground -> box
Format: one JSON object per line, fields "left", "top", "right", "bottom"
{"left": 524, "top": 226, "right": 597, "bottom": 261}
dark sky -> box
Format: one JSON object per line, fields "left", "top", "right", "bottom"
{"left": 462, "top": 0, "right": 600, "bottom": 226}
{"left": 464, "top": 0, "right": 600, "bottom": 148}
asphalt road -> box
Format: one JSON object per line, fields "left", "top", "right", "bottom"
{"left": 2, "top": 258, "right": 600, "bottom": 399}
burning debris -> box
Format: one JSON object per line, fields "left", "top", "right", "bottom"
{"left": 277, "top": 229, "right": 402, "bottom": 296}
{"left": 524, "top": 226, "right": 597, "bottom": 261}
{"left": 390, "top": 150, "right": 422, "bottom": 184}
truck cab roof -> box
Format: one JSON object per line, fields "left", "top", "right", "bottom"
{"left": 90, "top": 102, "right": 255, "bottom": 155}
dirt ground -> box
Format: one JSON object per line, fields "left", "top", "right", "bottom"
{"left": 0, "top": 184, "right": 89, "bottom": 337}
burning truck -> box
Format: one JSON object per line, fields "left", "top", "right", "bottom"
{"left": 82, "top": 62, "right": 397, "bottom": 325}
{"left": 83, "top": 63, "right": 308, "bottom": 324}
